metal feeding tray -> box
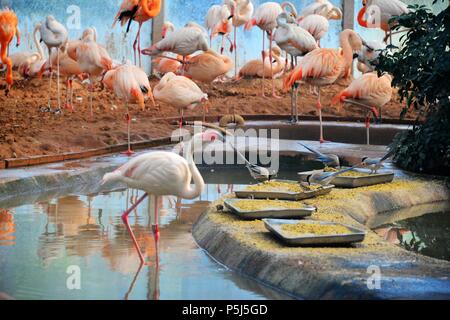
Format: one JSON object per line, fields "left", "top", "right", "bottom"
{"left": 298, "top": 169, "right": 395, "bottom": 188}
{"left": 235, "top": 180, "right": 334, "bottom": 201}
{"left": 263, "top": 219, "right": 366, "bottom": 246}
{"left": 224, "top": 198, "right": 317, "bottom": 220}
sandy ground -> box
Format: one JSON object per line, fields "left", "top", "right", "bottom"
{"left": 0, "top": 72, "right": 415, "bottom": 160}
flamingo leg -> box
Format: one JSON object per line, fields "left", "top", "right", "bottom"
{"left": 123, "top": 102, "right": 135, "bottom": 156}
{"left": 47, "top": 48, "right": 53, "bottom": 110}
{"left": 121, "top": 193, "right": 149, "bottom": 265}
{"left": 179, "top": 107, "right": 184, "bottom": 129}
{"left": 317, "top": 88, "right": 325, "bottom": 144}
{"left": 269, "top": 32, "right": 279, "bottom": 98}
{"left": 261, "top": 30, "right": 266, "bottom": 97}
{"left": 69, "top": 78, "right": 74, "bottom": 112}
{"left": 234, "top": 26, "right": 238, "bottom": 78}
{"left": 365, "top": 114, "right": 371, "bottom": 145}
{"left": 137, "top": 24, "right": 142, "bottom": 67}
{"left": 88, "top": 76, "right": 94, "bottom": 117}
{"left": 152, "top": 195, "right": 160, "bottom": 241}
{"left": 56, "top": 49, "right": 61, "bottom": 112}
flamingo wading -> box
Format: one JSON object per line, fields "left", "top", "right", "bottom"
{"left": 102, "top": 131, "right": 222, "bottom": 264}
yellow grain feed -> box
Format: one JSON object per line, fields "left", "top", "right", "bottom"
{"left": 232, "top": 200, "right": 306, "bottom": 211}
{"left": 324, "top": 167, "right": 371, "bottom": 177}
{"left": 281, "top": 223, "right": 351, "bottom": 236}
{"left": 246, "top": 181, "right": 321, "bottom": 193}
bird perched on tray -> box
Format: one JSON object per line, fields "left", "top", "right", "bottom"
{"left": 360, "top": 150, "right": 394, "bottom": 174}
{"left": 298, "top": 142, "right": 340, "bottom": 167}
{"left": 303, "top": 166, "right": 359, "bottom": 186}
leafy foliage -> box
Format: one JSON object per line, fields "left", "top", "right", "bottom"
{"left": 376, "top": 1, "right": 450, "bottom": 175}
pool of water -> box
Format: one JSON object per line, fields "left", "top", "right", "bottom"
{"left": 373, "top": 206, "right": 450, "bottom": 262}
{"left": 0, "top": 167, "right": 308, "bottom": 300}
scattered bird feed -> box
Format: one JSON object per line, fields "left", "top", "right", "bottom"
{"left": 232, "top": 199, "right": 307, "bottom": 211}
{"left": 281, "top": 223, "right": 352, "bottom": 236}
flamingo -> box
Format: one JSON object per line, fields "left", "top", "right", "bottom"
{"left": 103, "top": 63, "right": 156, "bottom": 155}
{"left": 161, "top": 21, "right": 175, "bottom": 39}
{"left": 237, "top": 45, "right": 285, "bottom": 80}
{"left": 284, "top": 29, "right": 363, "bottom": 143}
{"left": 37, "top": 16, "right": 68, "bottom": 112}
{"left": 297, "top": 14, "right": 329, "bottom": 47}
{"left": 0, "top": 8, "right": 20, "bottom": 95}
{"left": 15, "top": 23, "right": 46, "bottom": 79}
{"left": 356, "top": 39, "right": 386, "bottom": 74}
{"left": 113, "top": 0, "right": 162, "bottom": 67}
{"left": 183, "top": 49, "right": 232, "bottom": 83}
{"left": 274, "top": 12, "right": 317, "bottom": 123}
{"left": 331, "top": 72, "right": 392, "bottom": 145}
{"left": 153, "top": 54, "right": 183, "bottom": 77}
{"left": 205, "top": 3, "right": 233, "bottom": 54}
{"left": 224, "top": 0, "right": 254, "bottom": 77}
{"left": 153, "top": 72, "right": 211, "bottom": 127}
{"left": 245, "top": 2, "right": 295, "bottom": 98}
{"left": 76, "top": 31, "right": 113, "bottom": 116}
{"left": 301, "top": 0, "right": 343, "bottom": 20}
{"left": 141, "top": 24, "right": 209, "bottom": 74}
{"left": 357, "top": 0, "right": 409, "bottom": 44}
{"left": 101, "top": 130, "right": 222, "bottom": 264}
{"left": 66, "top": 27, "right": 98, "bottom": 61}
{"left": 44, "top": 48, "right": 83, "bottom": 113}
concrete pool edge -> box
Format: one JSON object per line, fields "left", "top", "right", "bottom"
{"left": 192, "top": 180, "right": 450, "bottom": 299}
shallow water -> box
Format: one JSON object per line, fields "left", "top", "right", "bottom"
{"left": 373, "top": 210, "right": 450, "bottom": 262}
{"left": 0, "top": 167, "right": 306, "bottom": 300}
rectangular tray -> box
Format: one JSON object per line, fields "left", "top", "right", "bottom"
{"left": 224, "top": 199, "right": 317, "bottom": 220}
{"left": 235, "top": 180, "right": 334, "bottom": 201}
{"left": 298, "top": 169, "right": 394, "bottom": 188}
{"left": 263, "top": 218, "right": 366, "bottom": 246}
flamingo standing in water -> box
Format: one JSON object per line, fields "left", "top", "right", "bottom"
{"left": 103, "top": 63, "right": 156, "bottom": 155}
{"left": 102, "top": 131, "right": 222, "bottom": 264}
{"left": 141, "top": 24, "right": 209, "bottom": 74}
{"left": 183, "top": 49, "right": 233, "bottom": 83}
{"left": 332, "top": 72, "right": 392, "bottom": 145}
{"left": 153, "top": 72, "right": 211, "bottom": 127}
{"left": 0, "top": 9, "right": 20, "bottom": 95}
{"left": 113, "top": 0, "right": 162, "bottom": 67}
{"left": 274, "top": 12, "right": 317, "bottom": 123}
{"left": 76, "top": 31, "right": 113, "bottom": 116}
{"left": 284, "top": 29, "right": 363, "bottom": 143}
{"left": 37, "top": 16, "right": 68, "bottom": 112}
{"left": 224, "top": 0, "right": 254, "bottom": 77}
{"left": 245, "top": 2, "right": 295, "bottom": 97}
{"left": 357, "top": 0, "right": 409, "bottom": 44}
{"left": 205, "top": 3, "right": 233, "bottom": 54}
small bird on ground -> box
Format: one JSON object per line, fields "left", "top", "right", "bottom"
{"left": 304, "top": 165, "right": 359, "bottom": 186}
{"left": 360, "top": 149, "right": 394, "bottom": 174}
{"left": 298, "top": 142, "right": 340, "bottom": 167}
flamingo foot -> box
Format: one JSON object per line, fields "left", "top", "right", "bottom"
{"left": 122, "top": 149, "right": 135, "bottom": 156}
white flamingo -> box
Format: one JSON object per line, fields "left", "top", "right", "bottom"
{"left": 37, "top": 16, "right": 68, "bottom": 112}
{"left": 101, "top": 131, "right": 223, "bottom": 265}
{"left": 274, "top": 12, "right": 317, "bottom": 122}
{"left": 245, "top": 1, "right": 296, "bottom": 97}
{"left": 141, "top": 24, "right": 209, "bottom": 73}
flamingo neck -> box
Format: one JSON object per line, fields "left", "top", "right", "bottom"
{"left": 34, "top": 24, "right": 45, "bottom": 59}
{"left": 340, "top": 30, "right": 355, "bottom": 71}
{"left": 181, "top": 140, "right": 205, "bottom": 199}
{"left": 357, "top": 7, "right": 368, "bottom": 28}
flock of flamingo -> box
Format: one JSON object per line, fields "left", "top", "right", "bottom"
{"left": 0, "top": 0, "right": 410, "bottom": 264}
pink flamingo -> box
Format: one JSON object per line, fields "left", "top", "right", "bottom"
{"left": 183, "top": 49, "right": 232, "bottom": 83}
{"left": 153, "top": 72, "right": 211, "bottom": 127}
{"left": 332, "top": 72, "right": 392, "bottom": 145}
{"left": 284, "top": 29, "right": 363, "bottom": 143}
{"left": 101, "top": 131, "right": 222, "bottom": 264}
{"left": 205, "top": 3, "right": 233, "bottom": 54}
{"left": 103, "top": 63, "right": 156, "bottom": 155}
